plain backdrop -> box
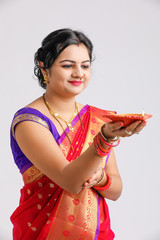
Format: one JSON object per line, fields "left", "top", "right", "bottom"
{"left": 0, "top": 0, "right": 160, "bottom": 239}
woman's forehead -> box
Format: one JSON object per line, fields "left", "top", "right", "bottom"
{"left": 56, "top": 44, "right": 90, "bottom": 62}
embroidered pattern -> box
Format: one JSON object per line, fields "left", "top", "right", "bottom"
{"left": 23, "top": 165, "right": 44, "bottom": 184}
{"left": 12, "top": 113, "right": 49, "bottom": 138}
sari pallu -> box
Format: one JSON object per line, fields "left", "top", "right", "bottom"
{"left": 10, "top": 105, "right": 115, "bottom": 240}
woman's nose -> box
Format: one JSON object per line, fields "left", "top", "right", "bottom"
{"left": 71, "top": 67, "right": 84, "bottom": 79}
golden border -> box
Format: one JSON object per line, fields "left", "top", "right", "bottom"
{"left": 22, "top": 165, "right": 44, "bottom": 184}
{"left": 12, "top": 113, "right": 49, "bottom": 138}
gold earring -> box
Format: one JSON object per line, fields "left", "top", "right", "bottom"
{"left": 44, "top": 75, "right": 48, "bottom": 84}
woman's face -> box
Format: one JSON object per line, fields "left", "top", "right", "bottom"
{"left": 46, "top": 44, "right": 91, "bottom": 98}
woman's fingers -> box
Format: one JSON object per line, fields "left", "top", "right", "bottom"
{"left": 83, "top": 168, "right": 103, "bottom": 188}
{"left": 88, "top": 168, "right": 102, "bottom": 183}
{"left": 83, "top": 180, "right": 97, "bottom": 188}
{"left": 132, "top": 120, "right": 147, "bottom": 134}
{"left": 120, "top": 120, "right": 142, "bottom": 137}
{"left": 102, "top": 121, "right": 124, "bottom": 138}
{"left": 123, "top": 120, "right": 147, "bottom": 136}
{"left": 113, "top": 120, "right": 147, "bottom": 137}
{"left": 103, "top": 120, "right": 147, "bottom": 138}
{"left": 105, "top": 121, "right": 124, "bottom": 131}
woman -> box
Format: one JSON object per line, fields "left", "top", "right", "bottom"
{"left": 10, "top": 28, "right": 146, "bottom": 239}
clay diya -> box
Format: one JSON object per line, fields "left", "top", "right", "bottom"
{"left": 104, "top": 109, "right": 152, "bottom": 127}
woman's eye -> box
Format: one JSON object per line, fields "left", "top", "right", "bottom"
{"left": 81, "top": 65, "right": 89, "bottom": 69}
{"left": 62, "top": 65, "right": 72, "bottom": 68}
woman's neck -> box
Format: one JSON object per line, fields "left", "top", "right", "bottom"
{"left": 44, "top": 92, "right": 76, "bottom": 118}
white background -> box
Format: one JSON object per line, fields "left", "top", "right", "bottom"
{"left": 0, "top": 0, "right": 160, "bottom": 239}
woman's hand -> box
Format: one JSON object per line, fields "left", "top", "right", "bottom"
{"left": 102, "top": 120, "right": 147, "bottom": 139}
{"left": 82, "top": 120, "right": 147, "bottom": 189}
{"left": 83, "top": 168, "right": 103, "bottom": 189}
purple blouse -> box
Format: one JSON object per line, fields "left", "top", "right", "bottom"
{"left": 10, "top": 105, "right": 90, "bottom": 174}
{"left": 10, "top": 107, "right": 60, "bottom": 174}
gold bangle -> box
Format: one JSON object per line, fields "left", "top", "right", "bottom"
{"left": 100, "top": 125, "right": 120, "bottom": 143}
{"left": 96, "top": 169, "right": 105, "bottom": 185}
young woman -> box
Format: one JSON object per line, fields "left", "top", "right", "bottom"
{"left": 10, "top": 28, "right": 146, "bottom": 239}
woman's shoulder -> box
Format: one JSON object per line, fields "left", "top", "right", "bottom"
{"left": 24, "top": 96, "right": 44, "bottom": 111}
{"left": 11, "top": 97, "right": 51, "bottom": 132}
{"left": 11, "top": 97, "right": 59, "bottom": 139}
{"left": 13, "top": 96, "right": 45, "bottom": 117}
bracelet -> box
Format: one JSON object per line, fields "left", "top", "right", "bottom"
{"left": 94, "top": 134, "right": 112, "bottom": 157}
{"left": 99, "top": 133, "right": 120, "bottom": 147}
{"left": 97, "top": 133, "right": 110, "bottom": 153}
{"left": 94, "top": 172, "right": 111, "bottom": 191}
{"left": 100, "top": 125, "right": 120, "bottom": 147}
{"left": 96, "top": 169, "right": 105, "bottom": 185}
{"left": 100, "top": 124, "right": 120, "bottom": 142}
{"left": 94, "top": 136, "right": 109, "bottom": 157}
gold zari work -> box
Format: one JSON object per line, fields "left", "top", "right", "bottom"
{"left": 12, "top": 113, "right": 49, "bottom": 138}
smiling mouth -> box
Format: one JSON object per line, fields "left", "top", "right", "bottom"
{"left": 68, "top": 81, "right": 83, "bottom": 86}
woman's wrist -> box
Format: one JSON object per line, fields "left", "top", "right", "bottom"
{"left": 94, "top": 171, "right": 112, "bottom": 191}
{"left": 93, "top": 134, "right": 112, "bottom": 157}
{"left": 101, "top": 124, "right": 120, "bottom": 143}
{"left": 93, "top": 124, "right": 120, "bottom": 158}
{"left": 100, "top": 124, "right": 120, "bottom": 147}
{"left": 94, "top": 169, "right": 107, "bottom": 187}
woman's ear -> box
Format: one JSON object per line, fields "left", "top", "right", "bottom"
{"left": 39, "top": 62, "right": 47, "bottom": 77}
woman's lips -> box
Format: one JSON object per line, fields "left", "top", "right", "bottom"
{"left": 68, "top": 81, "right": 83, "bottom": 86}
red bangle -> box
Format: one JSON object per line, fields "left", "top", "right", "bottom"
{"left": 94, "top": 135, "right": 111, "bottom": 157}
{"left": 94, "top": 172, "right": 111, "bottom": 191}
{"left": 97, "top": 133, "right": 111, "bottom": 153}
{"left": 94, "top": 135, "right": 109, "bottom": 157}
{"left": 99, "top": 131, "right": 120, "bottom": 147}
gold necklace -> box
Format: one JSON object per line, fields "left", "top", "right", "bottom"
{"left": 43, "top": 94, "right": 77, "bottom": 131}
{"left": 43, "top": 94, "right": 84, "bottom": 149}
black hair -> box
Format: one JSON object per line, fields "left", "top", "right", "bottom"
{"left": 34, "top": 28, "right": 93, "bottom": 89}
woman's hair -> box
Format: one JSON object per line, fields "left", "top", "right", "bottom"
{"left": 34, "top": 28, "right": 93, "bottom": 89}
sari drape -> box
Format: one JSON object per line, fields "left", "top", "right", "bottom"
{"left": 10, "top": 105, "right": 115, "bottom": 240}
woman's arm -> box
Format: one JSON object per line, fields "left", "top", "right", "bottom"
{"left": 95, "top": 150, "right": 123, "bottom": 200}
{"left": 15, "top": 119, "right": 146, "bottom": 195}
{"left": 82, "top": 120, "right": 147, "bottom": 200}
{"left": 15, "top": 121, "right": 111, "bottom": 194}
{"left": 83, "top": 150, "right": 123, "bottom": 201}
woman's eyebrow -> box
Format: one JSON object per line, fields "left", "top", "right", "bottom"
{"left": 59, "top": 60, "right": 90, "bottom": 63}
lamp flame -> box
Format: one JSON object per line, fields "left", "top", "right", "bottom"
{"left": 142, "top": 108, "right": 145, "bottom": 117}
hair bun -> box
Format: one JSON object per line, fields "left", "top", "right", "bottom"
{"left": 37, "top": 47, "right": 46, "bottom": 61}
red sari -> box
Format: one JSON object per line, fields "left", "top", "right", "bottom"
{"left": 10, "top": 105, "right": 115, "bottom": 239}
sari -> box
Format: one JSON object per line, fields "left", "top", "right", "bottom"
{"left": 10, "top": 104, "right": 115, "bottom": 240}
